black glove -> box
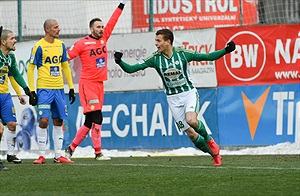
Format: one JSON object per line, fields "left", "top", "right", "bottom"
{"left": 24, "top": 87, "right": 38, "bottom": 106}
{"left": 114, "top": 52, "right": 123, "bottom": 64}
{"left": 225, "top": 41, "right": 236, "bottom": 53}
{"left": 23, "top": 87, "right": 31, "bottom": 97}
{"left": 69, "top": 89, "right": 76, "bottom": 104}
{"left": 29, "top": 91, "right": 38, "bottom": 106}
{"left": 118, "top": 1, "right": 125, "bottom": 9}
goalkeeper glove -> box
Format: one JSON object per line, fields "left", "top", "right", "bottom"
{"left": 225, "top": 41, "right": 236, "bottom": 53}
{"left": 114, "top": 52, "right": 123, "bottom": 64}
{"left": 118, "top": 0, "right": 126, "bottom": 9}
{"left": 69, "top": 89, "right": 76, "bottom": 105}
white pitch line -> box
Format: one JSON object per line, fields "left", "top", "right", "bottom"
{"left": 70, "top": 163, "right": 300, "bottom": 170}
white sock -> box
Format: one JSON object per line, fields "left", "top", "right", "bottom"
{"left": 6, "top": 130, "right": 16, "bottom": 155}
{"left": 53, "top": 125, "right": 63, "bottom": 159}
{"left": 36, "top": 126, "right": 47, "bottom": 157}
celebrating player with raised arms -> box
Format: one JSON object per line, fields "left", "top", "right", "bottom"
{"left": 114, "top": 28, "right": 236, "bottom": 166}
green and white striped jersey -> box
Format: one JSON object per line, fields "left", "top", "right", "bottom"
{"left": 119, "top": 47, "right": 226, "bottom": 95}
{"left": 0, "top": 51, "right": 14, "bottom": 73}
{"left": 0, "top": 51, "right": 27, "bottom": 90}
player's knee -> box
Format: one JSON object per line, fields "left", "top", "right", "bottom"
{"left": 84, "top": 110, "right": 103, "bottom": 128}
{"left": 91, "top": 110, "right": 103, "bottom": 125}
{"left": 53, "top": 118, "right": 63, "bottom": 126}
{"left": 186, "top": 118, "right": 198, "bottom": 128}
{"left": 84, "top": 114, "right": 93, "bottom": 129}
{"left": 186, "top": 112, "right": 198, "bottom": 128}
{"left": 39, "top": 118, "right": 49, "bottom": 128}
{"left": 6, "top": 122, "right": 17, "bottom": 132}
{"left": 0, "top": 124, "right": 3, "bottom": 134}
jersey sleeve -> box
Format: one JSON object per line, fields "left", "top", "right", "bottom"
{"left": 61, "top": 61, "right": 74, "bottom": 89}
{"left": 61, "top": 42, "right": 74, "bottom": 88}
{"left": 8, "top": 54, "right": 28, "bottom": 90}
{"left": 27, "top": 63, "right": 36, "bottom": 91}
{"left": 103, "top": 5, "right": 123, "bottom": 40}
{"left": 67, "top": 40, "right": 83, "bottom": 60}
{"left": 191, "top": 49, "right": 227, "bottom": 61}
{"left": 118, "top": 56, "right": 154, "bottom": 73}
{"left": 29, "top": 45, "right": 43, "bottom": 67}
{"left": 9, "top": 66, "right": 28, "bottom": 90}
{"left": 28, "top": 46, "right": 39, "bottom": 91}
{"left": 61, "top": 42, "right": 69, "bottom": 63}
{"left": 8, "top": 76, "right": 22, "bottom": 96}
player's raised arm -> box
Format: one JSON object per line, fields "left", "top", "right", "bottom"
{"left": 114, "top": 51, "right": 150, "bottom": 73}
{"left": 192, "top": 41, "right": 236, "bottom": 61}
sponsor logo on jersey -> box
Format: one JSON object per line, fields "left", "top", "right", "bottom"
{"left": 84, "top": 41, "right": 97, "bottom": 45}
{"left": 50, "top": 66, "right": 60, "bottom": 76}
{"left": 96, "top": 57, "right": 106, "bottom": 68}
{"left": 164, "top": 68, "right": 182, "bottom": 80}
{"left": 90, "top": 46, "right": 107, "bottom": 56}
{"left": 44, "top": 55, "right": 62, "bottom": 64}
{"left": 88, "top": 99, "right": 99, "bottom": 104}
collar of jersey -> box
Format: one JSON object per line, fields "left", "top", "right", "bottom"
{"left": 89, "top": 34, "right": 100, "bottom": 40}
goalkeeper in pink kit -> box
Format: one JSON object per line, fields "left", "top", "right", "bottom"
{"left": 65, "top": 1, "right": 126, "bottom": 160}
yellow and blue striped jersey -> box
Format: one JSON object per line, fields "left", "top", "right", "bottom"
{"left": 28, "top": 38, "right": 73, "bottom": 90}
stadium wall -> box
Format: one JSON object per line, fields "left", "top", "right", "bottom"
{"left": 1, "top": 24, "right": 299, "bottom": 152}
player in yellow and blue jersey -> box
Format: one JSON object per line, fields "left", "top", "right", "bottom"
{"left": 0, "top": 72, "right": 27, "bottom": 161}
{"left": 1, "top": 28, "right": 36, "bottom": 170}
{"left": 0, "top": 121, "right": 9, "bottom": 171}
{"left": 27, "top": 19, "right": 76, "bottom": 164}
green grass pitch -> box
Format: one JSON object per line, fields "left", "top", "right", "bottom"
{"left": 1, "top": 155, "right": 299, "bottom": 195}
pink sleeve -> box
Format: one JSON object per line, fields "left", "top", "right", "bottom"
{"left": 103, "top": 7, "right": 123, "bottom": 40}
{"left": 68, "top": 40, "right": 83, "bottom": 60}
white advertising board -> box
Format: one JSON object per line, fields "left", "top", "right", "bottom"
{"left": 11, "top": 28, "right": 217, "bottom": 95}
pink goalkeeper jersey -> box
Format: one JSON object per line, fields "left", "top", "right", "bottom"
{"left": 67, "top": 7, "right": 123, "bottom": 82}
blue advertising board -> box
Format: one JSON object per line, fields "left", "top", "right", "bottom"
{"left": 218, "top": 84, "right": 299, "bottom": 146}
{"left": 49, "top": 88, "right": 219, "bottom": 150}
{"left": 34, "top": 84, "right": 299, "bottom": 150}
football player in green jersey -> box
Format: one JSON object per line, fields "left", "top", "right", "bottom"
{"left": 1, "top": 28, "right": 36, "bottom": 168}
{"left": 114, "top": 28, "right": 236, "bottom": 166}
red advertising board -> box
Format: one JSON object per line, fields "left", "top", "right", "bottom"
{"left": 216, "top": 24, "right": 300, "bottom": 86}
{"left": 132, "top": 0, "right": 258, "bottom": 32}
